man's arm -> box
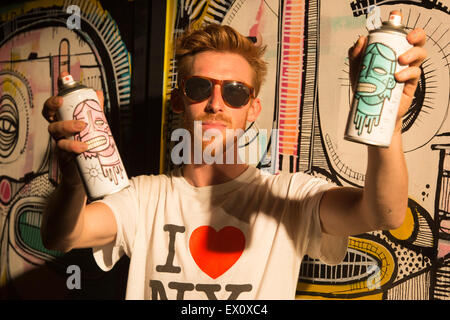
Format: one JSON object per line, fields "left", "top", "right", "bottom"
{"left": 41, "top": 180, "right": 117, "bottom": 252}
{"left": 319, "top": 130, "right": 407, "bottom": 236}
{"left": 41, "top": 74, "right": 118, "bottom": 252}
{"left": 319, "top": 28, "right": 427, "bottom": 237}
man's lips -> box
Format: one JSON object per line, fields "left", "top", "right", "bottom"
{"left": 201, "top": 121, "right": 228, "bottom": 129}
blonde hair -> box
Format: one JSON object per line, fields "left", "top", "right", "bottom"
{"left": 175, "top": 24, "right": 267, "bottom": 96}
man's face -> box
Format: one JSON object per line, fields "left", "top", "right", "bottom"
{"left": 176, "top": 51, "right": 261, "bottom": 155}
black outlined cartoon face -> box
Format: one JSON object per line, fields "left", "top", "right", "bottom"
{"left": 73, "top": 99, "right": 115, "bottom": 157}
{"left": 73, "top": 98, "right": 123, "bottom": 184}
{"left": 356, "top": 43, "right": 397, "bottom": 99}
{"left": 353, "top": 42, "right": 397, "bottom": 134}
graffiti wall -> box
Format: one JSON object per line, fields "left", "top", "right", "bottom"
{"left": 0, "top": 0, "right": 131, "bottom": 296}
{"left": 1, "top": 0, "right": 447, "bottom": 300}
{"left": 161, "top": 0, "right": 449, "bottom": 300}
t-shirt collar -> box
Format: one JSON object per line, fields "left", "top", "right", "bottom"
{"left": 170, "top": 165, "right": 258, "bottom": 198}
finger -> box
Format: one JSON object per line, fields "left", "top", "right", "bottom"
{"left": 57, "top": 139, "right": 89, "bottom": 154}
{"left": 406, "top": 28, "right": 426, "bottom": 47}
{"left": 396, "top": 66, "right": 422, "bottom": 99}
{"left": 348, "top": 36, "right": 367, "bottom": 62}
{"left": 48, "top": 120, "right": 87, "bottom": 139}
{"left": 42, "top": 96, "right": 64, "bottom": 122}
{"left": 398, "top": 46, "right": 427, "bottom": 66}
{"left": 395, "top": 66, "right": 422, "bottom": 83}
{"left": 348, "top": 36, "right": 367, "bottom": 91}
{"left": 96, "top": 90, "right": 104, "bottom": 111}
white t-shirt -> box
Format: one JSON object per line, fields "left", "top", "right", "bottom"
{"left": 92, "top": 166, "right": 348, "bottom": 300}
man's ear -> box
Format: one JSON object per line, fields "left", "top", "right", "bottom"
{"left": 171, "top": 88, "right": 185, "bottom": 114}
{"left": 246, "top": 97, "right": 262, "bottom": 122}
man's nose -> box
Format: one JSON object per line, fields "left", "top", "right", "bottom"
{"left": 205, "top": 84, "right": 224, "bottom": 113}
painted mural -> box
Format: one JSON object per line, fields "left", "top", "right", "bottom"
{"left": 162, "top": 0, "right": 449, "bottom": 300}
{"left": 162, "top": 0, "right": 280, "bottom": 174}
{"left": 0, "top": 0, "right": 131, "bottom": 291}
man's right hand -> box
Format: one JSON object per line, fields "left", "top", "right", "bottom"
{"left": 41, "top": 73, "right": 116, "bottom": 252}
{"left": 42, "top": 72, "right": 104, "bottom": 185}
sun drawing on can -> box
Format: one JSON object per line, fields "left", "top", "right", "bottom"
{"left": 73, "top": 99, "right": 124, "bottom": 185}
{"left": 354, "top": 42, "right": 397, "bottom": 135}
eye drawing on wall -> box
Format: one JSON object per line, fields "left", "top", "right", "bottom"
{"left": 0, "top": 70, "right": 31, "bottom": 164}
{"left": 310, "top": 1, "right": 449, "bottom": 300}
{"left": 73, "top": 99, "right": 124, "bottom": 185}
{"left": 162, "top": 0, "right": 279, "bottom": 173}
{"left": 353, "top": 43, "right": 397, "bottom": 135}
{"left": 0, "top": 0, "right": 132, "bottom": 288}
{"left": 0, "top": 95, "right": 20, "bottom": 158}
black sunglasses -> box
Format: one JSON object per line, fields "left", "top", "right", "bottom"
{"left": 181, "top": 76, "right": 255, "bottom": 108}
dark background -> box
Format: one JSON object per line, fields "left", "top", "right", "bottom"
{"left": 0, "top": 0, "right": 166, "bottom": 299}
{"left": 118, "top": 0, "right": 166, "bottom": 178}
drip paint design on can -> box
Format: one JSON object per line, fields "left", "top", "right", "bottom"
{"left": 353, "top": 41, "right": 398, "bottom": 135}
{"left": 58, "top": 74, "right": 130, "bottom": 199}
{"left": 344, "top": 10, "right": 413, "bottom": 147}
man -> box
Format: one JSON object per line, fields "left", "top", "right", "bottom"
{"left": 41, "top": 24, "right": 426, "bottom": 299}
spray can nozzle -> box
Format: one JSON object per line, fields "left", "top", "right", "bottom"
{"left": 388, "top": 10, "right": 403, "bottom": 26}
{"left": 61, "top": 74, "right": 75, "bottom": 85}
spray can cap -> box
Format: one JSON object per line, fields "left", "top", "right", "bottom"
{"left": 57, "top": 74, "right": 86, "bottom": 96}
{"left": 388, "top": 10, "right": 403, "bottom": 26}
{"left": 61, "top": 74, "right": 76, "bottom": 86}
{"left": 377, "top": 9, "right": 407, "bottom": 34}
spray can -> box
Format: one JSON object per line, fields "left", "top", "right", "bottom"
{"left": 344, "top": 10, "right": 413, "bottom": 147}
{"left": 57, "top": 74, "right": 130, "bottom": 199}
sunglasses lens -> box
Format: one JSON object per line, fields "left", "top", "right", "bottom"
{"left": 184, "top": 77, "right": 212, "bottom": 102}
{"left": 223, "top": 82, "right": 251, "bottom": 107}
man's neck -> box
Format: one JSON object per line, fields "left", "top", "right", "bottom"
{"left": 181, "top": 163, "right": 249, "bottom": 187}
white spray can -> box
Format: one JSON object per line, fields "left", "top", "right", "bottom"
{"left": 57, "top": 74, "right": 130, "bottom": 199}
{"left": 344, "top": 10, "right": 413, "bottom": 147}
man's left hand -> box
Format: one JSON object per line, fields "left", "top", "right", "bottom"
{"left": 348, "top": 28, "right": 427, "bottom": 130}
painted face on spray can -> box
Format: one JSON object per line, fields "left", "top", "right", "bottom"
{"left": 357, "top": 43, "right": 397, "bottom": 98}
{"left": 73, "top": 99, "right": 122, "bottom": 183}
{"left": 353, "top": 43, "right": 397, "bottom": 134}
{"left": 73, "top": 99, "right": 115, "bottom": 156}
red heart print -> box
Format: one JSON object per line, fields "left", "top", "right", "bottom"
{"left": 189, "top": 226, "right": 245, "bottom": 279}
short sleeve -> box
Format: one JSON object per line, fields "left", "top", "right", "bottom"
{"left": 92, "top": 177, "right": 141, "bottom": 271}
{"left": 290, "top": 174, "right": 348, "bottom": 265}
{"left": 305, "top": 185, "right": 348, "bottom": 265}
